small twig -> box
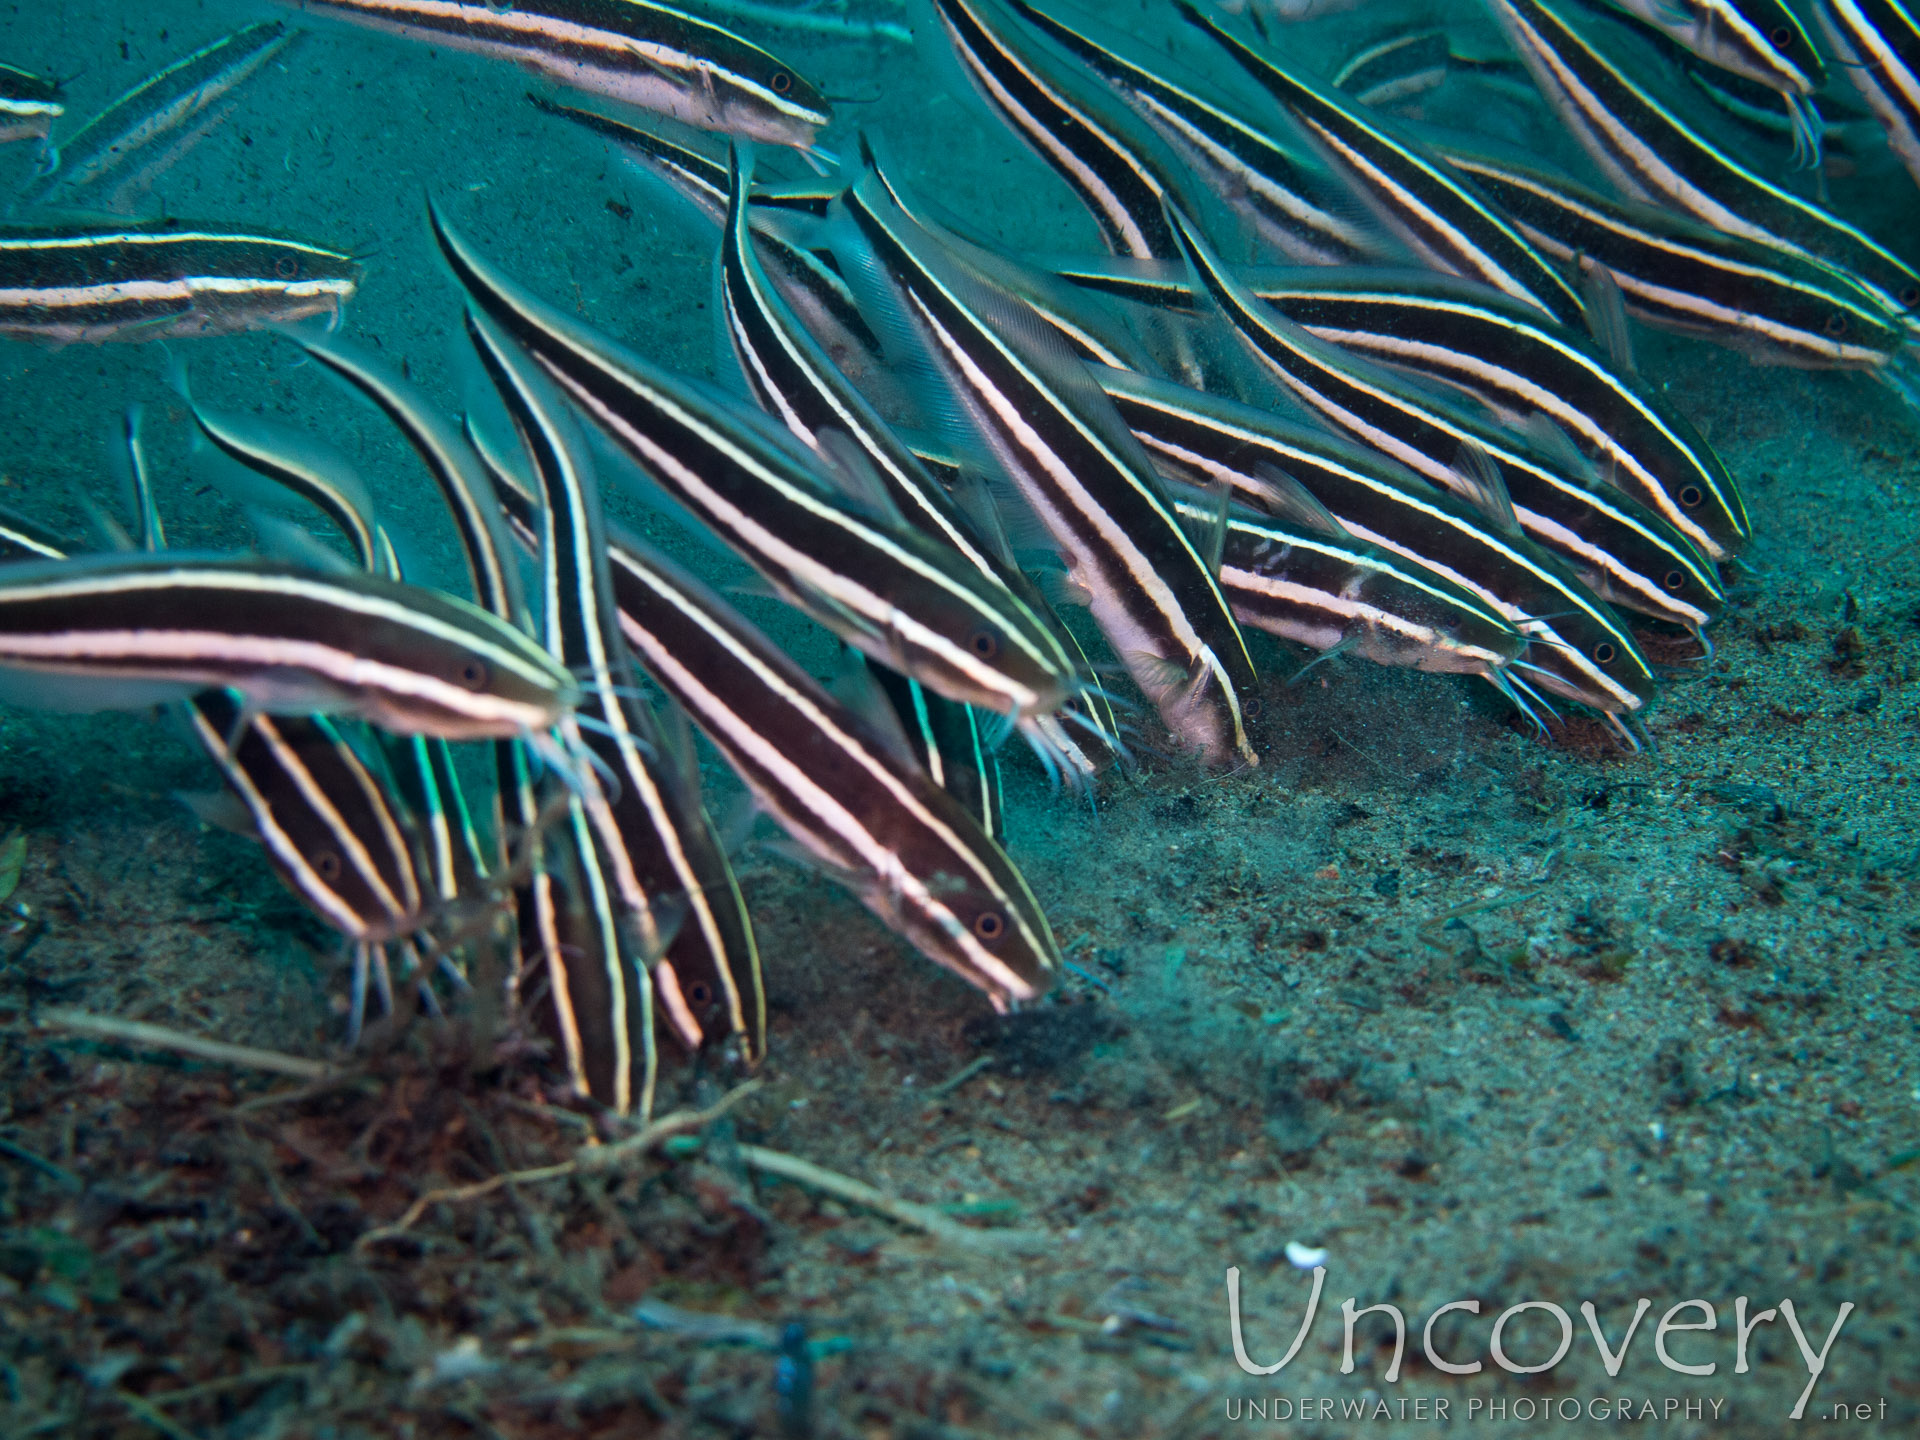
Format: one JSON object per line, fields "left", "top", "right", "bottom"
{"left": 228, "top": 1073, "right": 379, "bottom": 1114}
{"left": 37, "top": 1008, "right": 334, "bottom": 1080}
{"left": 922, "top": 1055, "right": 993, "bottom": 1103}
{"left": 506, "top": 1327, "right": 634, "bottom": 1356}
{"left": 1417, "top": 885, "right": 1547, "bottom": 932}
{"left": 355, "top": 1082, "right": 761, "bottom": 1252}
{"left": 499, "top": 1094, "right": 595, "bottom": 1132}
{"left": 146, "top": 1365, "right": 315, "bottom": 1409}
{"left": 0, "top": 1135, "right": 81, "bottom": 1192}
{"left": 738, "top": 1144, "right": 1049, "bottom": 1252}
{"left": 114, "top": 1388, "right": 201, "bottom": 1440}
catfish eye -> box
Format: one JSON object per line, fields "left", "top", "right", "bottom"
{"left": 1902, "top": 284, "right": 1920, "bottom": 309}
{"left": 1241, "top": 692, "right": 1263, "bottom": 719}
{"left": 274, "top": 255, "right": 300, "bottom": 279}
{"left": 460, "top": 660, "right": 490, "bottom": 689}
{"left": 1679, "top": 485, "right": 1703, "bottom": 508}
{"left": 1663, "top": 569, "right": 1684, "bottom": 591}
{"left": 771, "top": 71, "right": 792, "bottom": 94}
{"left": 689, "top": 982, "right": 713, "bottom": 1006}
{"left": 1593, "top": 642, "right": 1617, "bottom": 664}
{"left": 966, "top": 627, "right": 1000, "bottom": 660}
{"left": 314, "top": 850, "right": 343, "bottom": 882}
{"left": 1826, "top": 311, "right": 1850, "bottom": 336}
{"left": 973, "top": 910, "right": 1006, "bottom": 943}
{"left": 1770, "top": 24, "right": 1793, "bottom": 47}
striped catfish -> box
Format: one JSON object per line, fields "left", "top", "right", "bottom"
{"left": 268, "top": 296, "right": 687, "bottom": 1108}
{"left": 1002, "top": 0, "right": 1382, "bottom": 264}
{"left": 1095, "top": 365, "right": 1657, "bottom": 732}
{"left": 526, "top": 95, "right": 918, "bottom": 421}
{"left": 1242, "top": 266, "right": 1740, "bottom": 562}
{"left": 428, "top": 205, "right": 1087, "bottom": 742}
{"left": 919, "top": 0, "right": 1200, "bottom": 260}
{"left": 0, "top": 63, "right": 61, "bottom": 144}
{"left": 57, "top": 438, "right": 456, "bottom": 1046}
{"left": 1615, "top": 3, "right": 1828, "bottom": 166}
{"left": 1049, "top": 257, "right": 1748, "bottom": 562}
{"left": 284, "top": 0, "right": 830, "bottom": 148}
{"left": 1596, "top": 0, "right": 1830, "bottom": 168}
{"left": 1166, "top": 206, "right": 1723, "bottom": 639}
{"left": 429, "top": 372, "right": 673, "bottom": 1115}
{"left": 832, "top": 161, "right": 1262, "bottom": 768}
{"left": 497, "top": 396, "right": 984, "bottom": 872}
{"left": 716, "top": 144, "right": 1112, "bottom": 784}
{"left": 1488, "top": 0, "right": 1920, "bottom": 323}
{"left": 287, "top": 331, "right": 525, "bottom": 624}
{"left": 1677, "top": 54, "right": 1881, "bottom": 155}
{"left": 184, "top": 688, "right": 445, "bottom": 1043}
{"left": 0, "top": 225, "right": 358, "bottom": 345}
{"left": 1177, "top": 0, "right": 1587, "bottom": 329}
{"left": 1610, "top": 0, "right": 1826, "bottom": 96}
{"left": 605, "top": 525, "right": 1059, "bottom": 1010}
{"left": 463, "top": 305, "right": 765, "bottom": 1071}
{"left": 1246, "top": 269, "right": 1748, "bottom": 563}
{"left": 1818, "top": 0, "right": 1920, "bottom": 192}
{"left": 288, "top": 329, "right": 679, "bottom": 1113}
{"left": 525, "top": 93, "right": 839, "bottom": 223}
{"left": 1441, "top": 147, "right": 1912, "bottom": 369}
{"left": 1331, "top": 30, "right": 1535, "bottom": 108}
{"left": 8, "top": 502, "right": 438, "bottom": 1038}
{"left": 23, "top": 22, "right": 296, "bottom": 208}
{"left": 180, "top": 379, "right": 504, "bottom": 914}
{"left": 188, "top": 403, "right": 392, "bottom": 577}
{"left": 424, "top": 417, "right": 652, "bottom": 1128}
{"left": 281, "top": 323, "right": 763, "bottom": 1087}
{"left": 524, "top": 784, "right": 658, "bottom": 1115}
{"left": 1168, "top": 490, "right": 1526, "bottom": 678}
{"left": 0, "top": 554, "right": 574, "bottom": 738}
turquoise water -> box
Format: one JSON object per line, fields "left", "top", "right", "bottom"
{"left": 0, "top": 1, "right": 1917, "bottom": 1435}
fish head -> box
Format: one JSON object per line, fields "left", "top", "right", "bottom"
{"left": 1514, "top": 607, "right": 1654, "bottom": 717}
{"left": 871, "top": 564, "right": 1086, "bottom": 723}
{"left": 890, "top": 847, "right": 1060, "bottom": 1013}
{"left": 358, "top": 582, "right": 580, "bottom": 740}
{"left": 705, "top": 43, "right": 831, "bottom": 149}
{"left": 203, "top": 237, "right": 362, "bottom": 334}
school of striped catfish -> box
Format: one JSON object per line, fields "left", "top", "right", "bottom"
{"left": 0, "top": 0, "right": 1914, "bottom": 1116}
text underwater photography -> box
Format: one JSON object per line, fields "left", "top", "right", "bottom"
{"left": 1218, "top": 1264, "right": 1884, "bottom": 1427}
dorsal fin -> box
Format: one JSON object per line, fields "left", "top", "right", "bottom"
{"left": 176, "top": 788, "right": 259, "bottom": 839}
{"left": 1179, "top": 478, "right": 1231, "bottom": 576}
{"left": 116, "top": 406, "right": 164, "bottom": 552}
{"left": 948, "top": 466, "right": 1023, "bottom": 569}
{"left": 1036, "top": 566, "right": 1094, "bottom": 611}
{"left": 1248, "top": 462, "right": 1356, "bottom": 542}
{"left": 1520, "top": 411, "right": 1606, "bottom": 491}
{"left": 71, "top": 486, "right": 134, "bottom": 554}
{"left": 813, "top": 427, "right": 907, "bottom": 529}
{"left": 829, "top": 647, "right": 923, "bottom": 770}
{"left": 1449, "top": 440, "right": 1523, "bottom": 537}
{"left": 245, "top": 508, "right": 358, "bottom": 575}
{"left": 1578, "top": 255, "right": 1636, "bottom": 375}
